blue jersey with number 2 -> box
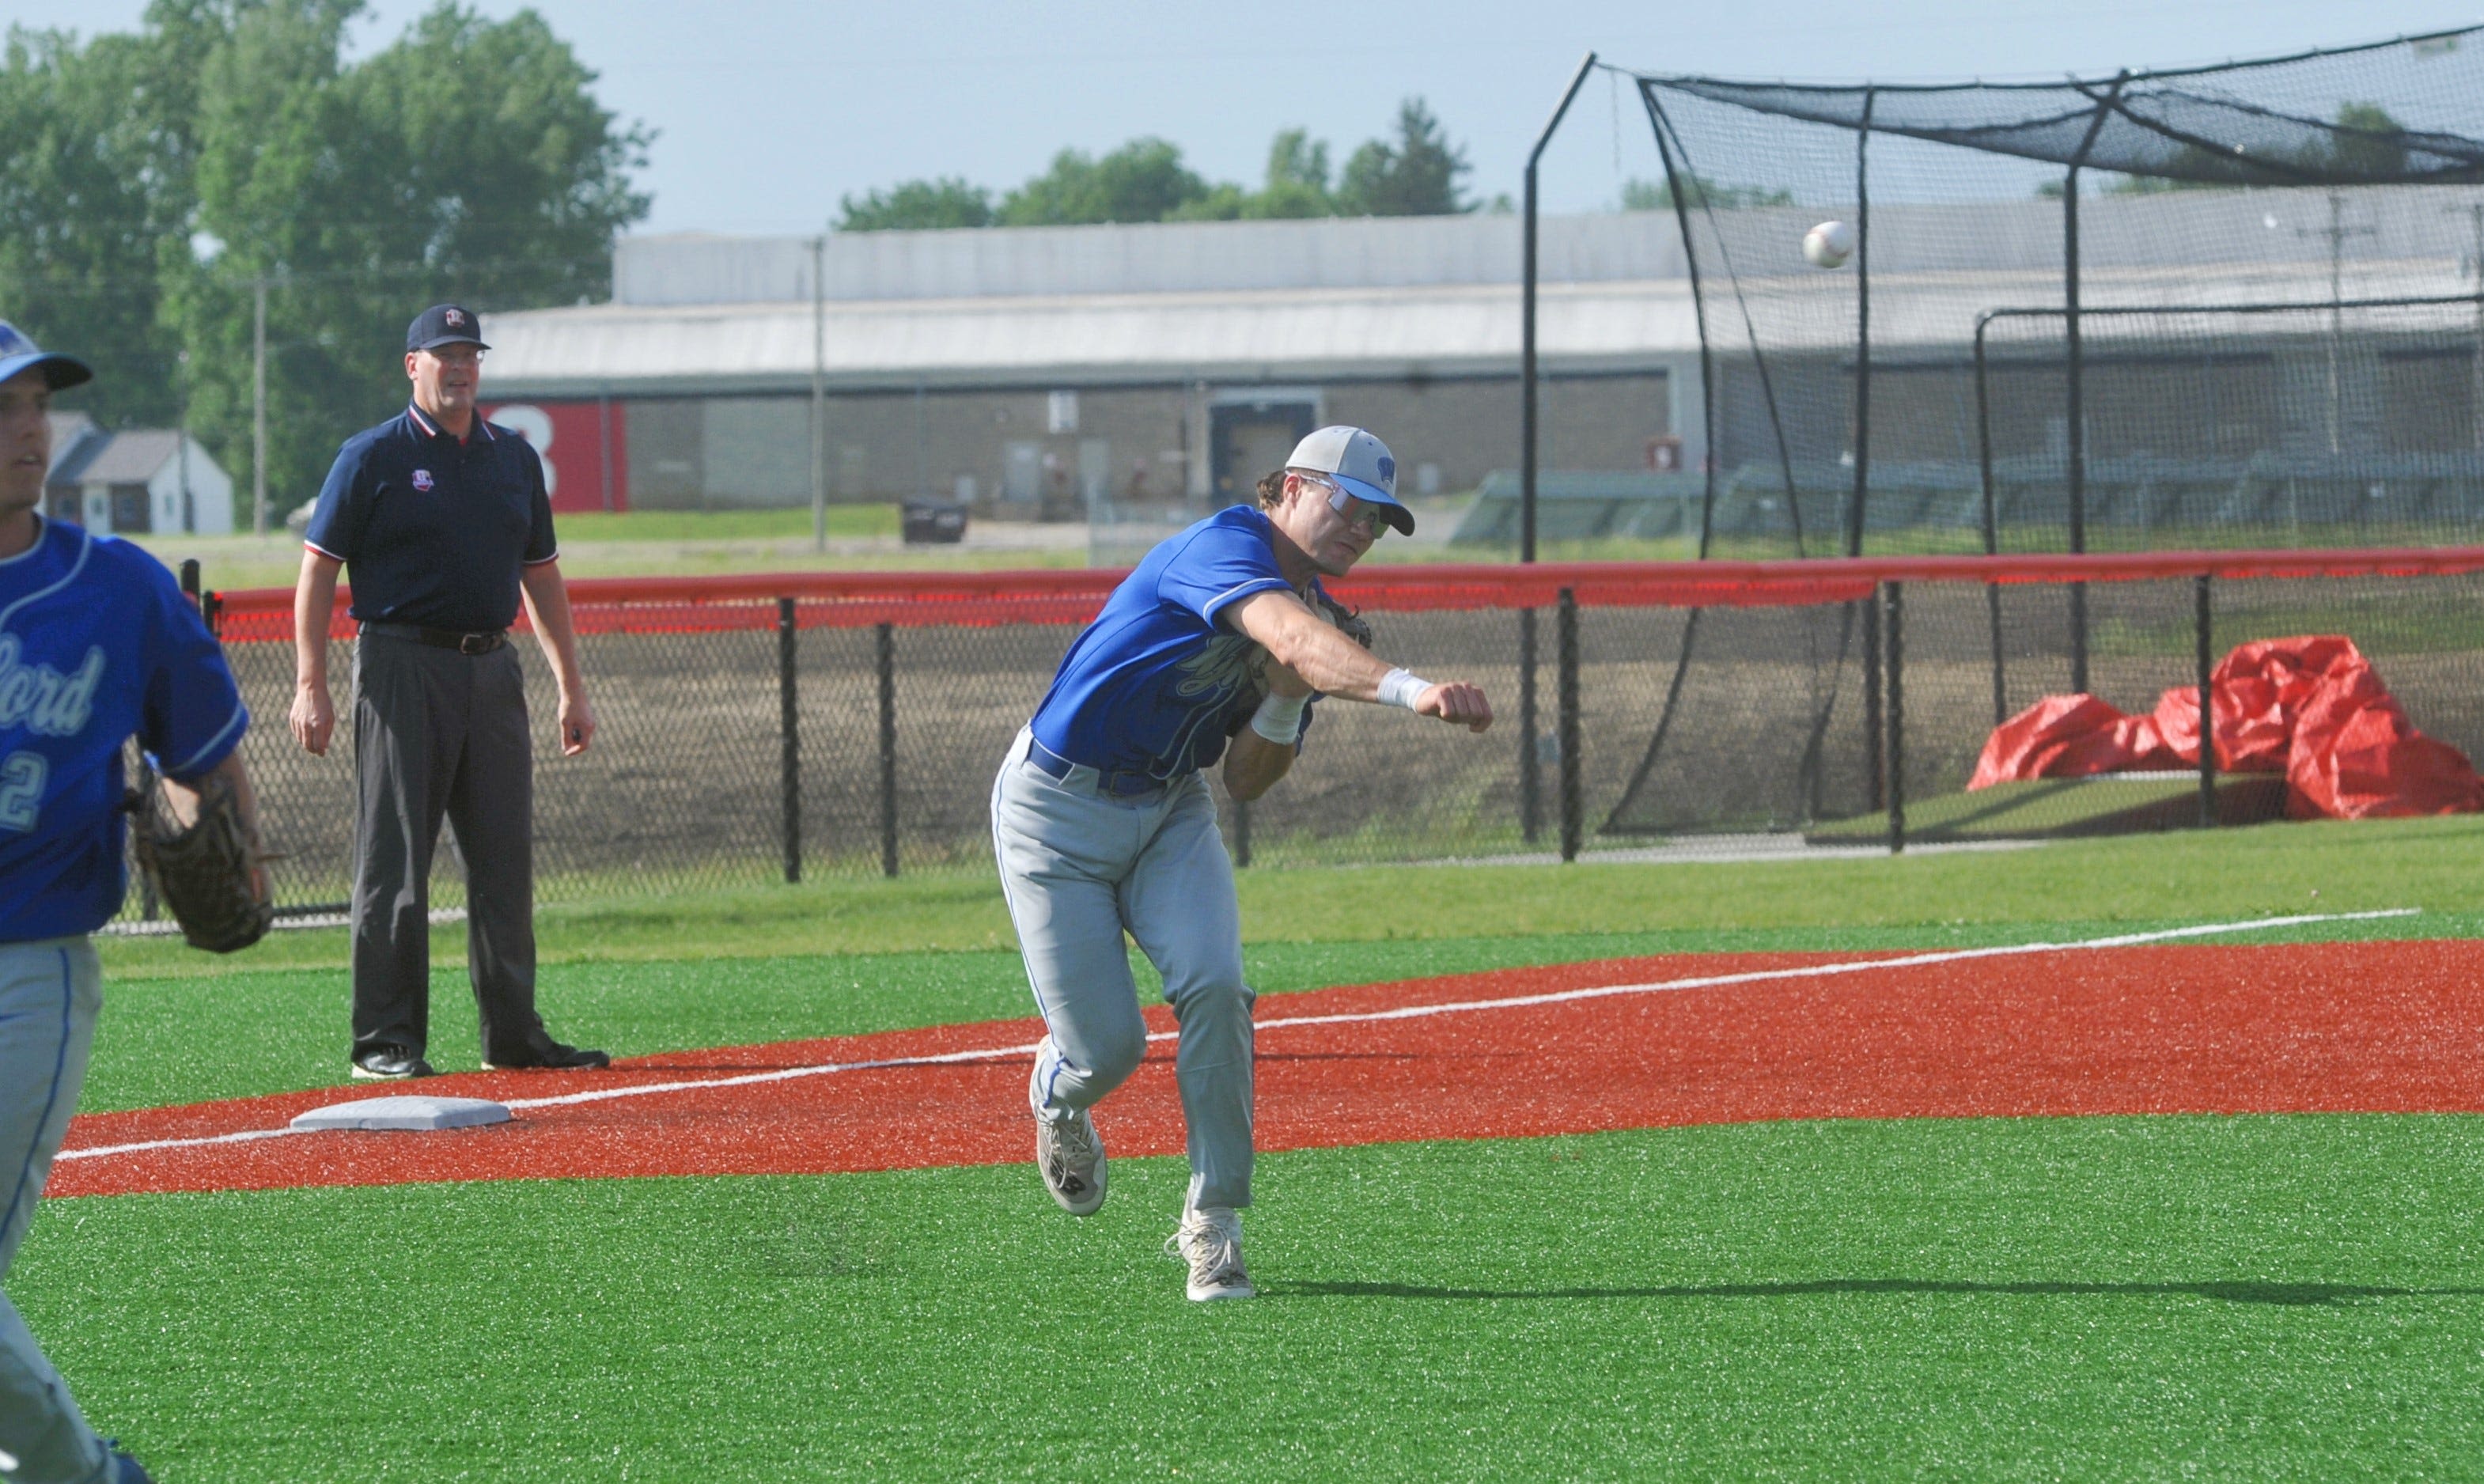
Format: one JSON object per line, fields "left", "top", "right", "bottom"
{"left": 0, "top": 520, "right": 248, "bottom": 941}
{"left": 1030, "top": 504, "right": 1321, "bottom": 782}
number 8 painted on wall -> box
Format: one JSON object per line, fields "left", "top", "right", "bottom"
{"left": 0, "top": 751, "right": 47, "bottom": 832}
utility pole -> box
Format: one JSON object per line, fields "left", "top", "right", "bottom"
{"left": 252, "top": 274, "right": 268, "bottom": 537}
{"left": 2456, "top": 201, "right": 2484, "bottom": 449}
{"left": 810, "top": 232, "right": 827, "bottom": 553}
{"left": 2298, "top": 193, "right": 2374, "bottom": 453}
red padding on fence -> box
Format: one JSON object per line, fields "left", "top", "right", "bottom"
{"left": 1970, "top": 636, "right": 2484, "bottom": 820}
{"left": 203, "top": 547, "right": 2484, "bottom": 644}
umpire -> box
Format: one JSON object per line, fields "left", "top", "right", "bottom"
{"left": 288, "top": 304, "right": 608, "bottom": 1080}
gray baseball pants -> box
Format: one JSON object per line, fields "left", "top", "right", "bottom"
{"left": 0, "top": 937, "right": 109, "bottom": 1484}
{"left": 990, "top": 729, "right": 1255, "bottom": 1211}
{"left": 350, "top": 632, "right": 546, "bottom": 1065}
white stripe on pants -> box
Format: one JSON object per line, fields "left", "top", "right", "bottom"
{"left": 991, "top": 729, "right": 1255, "bottom": 1210}
{"left": 0, "top": 937, "right": 107, "bottom": 1484}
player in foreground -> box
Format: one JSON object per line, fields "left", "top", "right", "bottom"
{"left": 991, "top": 426, "right": 1492, "bottom": 1300}
{"left": 0, "top": 324, "right": 258, "bottom": 1483}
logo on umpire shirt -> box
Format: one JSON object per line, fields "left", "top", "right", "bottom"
{"left": 411, "top": 469, "right": 434, "bottom": 492}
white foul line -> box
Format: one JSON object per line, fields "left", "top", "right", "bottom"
{"left": 55, "top": 909, "right": 2418, "bottom": 1165}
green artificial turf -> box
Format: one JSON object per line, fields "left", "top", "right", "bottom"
{"left": 92, "top": 811, "right": 2484, "bottom": 985}
{"left": 78, "top": 910, "right": 2475, "bottom": 1114}
{"left": 17, "top": 1115, "right": 2484, "bottom": 1481}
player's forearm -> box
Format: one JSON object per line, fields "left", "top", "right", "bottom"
{"left": 519, "top": 562, "right": 588, "bottom": 693}
{"left": 1235, "top": 594, "right": 1395, "bottom": 700}
{"left": 1221, "top": 727, "right": 1296, "bottom": 801}
{"left": 293, "top": 551, "right": 342, "bottom": 689}
{"left": 206, "top": 750, "right": 259, "bottom": 829}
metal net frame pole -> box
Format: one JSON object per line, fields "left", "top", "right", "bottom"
{"left": 1519, "top": 51, "right": 1599, "bottom": 848}
{"left": 1854, "top": 89, "right": 1884, "bottom": 812}
{"left": 2195, "top": 574, "right": 2217, "bottom": 828}
{"left": 2062, "top": 74, "right": 2128, "bottom": 697}
{"left": 1601, "top": 83, "right": 1725, "bottom": 836}
{"left": 1883, "top": 580, "right": 1904, "bottom": 855}
{"left": 778, "top": 596, "right": 800, "bottom": 884}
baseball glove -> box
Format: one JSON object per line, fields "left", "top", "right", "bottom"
{"left": 1313, "top": 590, "right": 1374, "bottom": 651}
{"left": 128, "top": 763, "right": 274, "bottom": 953}
{"left": 1225, "top": 589, "right": 1375, "bottom": 736}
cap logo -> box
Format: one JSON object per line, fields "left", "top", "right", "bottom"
{"left": 1376, "top": 455, "right": 1395, "bottom": 483}
{"left": 411, "top": 469, "right": 434, "bottom": 492}
{"left": 444, "top": 309, "right": 465, "bottom": 327}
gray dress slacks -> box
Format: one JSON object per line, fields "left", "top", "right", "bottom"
{"left": 349, "top": 632, "right": 545, "bottom": 1063}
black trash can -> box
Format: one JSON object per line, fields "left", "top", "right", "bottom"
{"left": 900, "top": 499, "right": 968, "bottom": 545}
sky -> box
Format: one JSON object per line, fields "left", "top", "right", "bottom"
{"left": 9, "top": 0, "right": 2484, "bottom": 236}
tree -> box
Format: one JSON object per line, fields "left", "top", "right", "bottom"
{"left": 2103, "top": 101, "right": 2413, "bottom": 191}
{"left": 998, "top": 138, "right": 1210, "bottom": 226}
{"left": 1621, "top": 174, "right": 1793, "bottom": 211}
{"left": 1251, "top": 128, "right": 1334, "bottom": 218}
{"left": 1335, "top": 98, "right": 1470, "bottom": 217}
{"left": 1168, "top": 128, "right": 1334, "bottom": 221}
{"left": 0, "top": 16, "right": 206, "bottom": 430}
{"left": 2323, "top": 101, "right": 2409, "bottom": 181}
{"left": 838, "top": 178, "right": 992, "bottom": 231}
{"left": 152, "top": 0, "right": 647, "bottom": 519}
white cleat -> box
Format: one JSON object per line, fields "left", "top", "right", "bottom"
{"left": 1036, "top": 1107, "right": 1107, "bottom": 1216}
{"left": 1167, "top": 1206, "right": 1255, "bottom": 1301}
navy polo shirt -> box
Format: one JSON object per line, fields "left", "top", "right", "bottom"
{"left": 303, "top": 403, "right": 559, "bottom": 632}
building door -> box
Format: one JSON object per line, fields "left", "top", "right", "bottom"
{"left": 1210, "top": 397, "right": 1318, "bottom": 506}
{"left": 108, "top": 483, "right": 151, "bottom": 533}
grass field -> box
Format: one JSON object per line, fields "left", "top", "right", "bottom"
{"left": 21, "top": 815, "right": 2484, "bottom": 1479}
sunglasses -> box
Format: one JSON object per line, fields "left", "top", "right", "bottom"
{"left": 1312, "top": 477, "right": 1392, "bottom": 539}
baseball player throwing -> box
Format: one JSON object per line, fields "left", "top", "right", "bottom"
{"left": 992, "top": 426, "right": 1490, "bottom": 1301}
{"left": 0, "top": 323, "right": 256, "bottom": 1483}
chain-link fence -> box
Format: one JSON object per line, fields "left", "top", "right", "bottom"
{"left": 128, "top": 552, "right": 2484, "bottom": 924}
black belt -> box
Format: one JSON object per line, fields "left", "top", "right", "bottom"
{"left": 1026, "top": 737, "right": 1168, "bottom": 798}
{"left": 362, "top": 621, "right": 506, "bottom": 655}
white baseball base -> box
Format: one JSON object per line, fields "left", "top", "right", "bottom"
{"left": 290, "top": 1095, "right": 512, "bottom": 1131}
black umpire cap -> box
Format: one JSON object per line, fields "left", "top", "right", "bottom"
{"left": 406, "top": 304, "right": 490, "bottom": 353}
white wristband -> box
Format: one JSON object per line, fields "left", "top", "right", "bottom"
{"left": 1250, "top": 691, "right": 1308, "bottom": 744}
{"left": 1376, "top": 667, "right": 1430, "bottom": 712}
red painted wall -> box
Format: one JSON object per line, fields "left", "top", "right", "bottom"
{"left": 481, "top": 400, "right": 628, "bottom": 513}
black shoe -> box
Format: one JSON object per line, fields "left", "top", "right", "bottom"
{"left": 483, "top": 1037, "right": 611, "bottom": 1072}
{"left": 350, "top": 1046, "right": 436, "bottom": 1081}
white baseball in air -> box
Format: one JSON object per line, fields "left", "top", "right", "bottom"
{"left": 1802, "top": 219, "right": 1856, "bottom": 269}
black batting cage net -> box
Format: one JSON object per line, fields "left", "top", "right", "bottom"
{"left": 1634, "top": 28, "right": 2484, "bottom": 561}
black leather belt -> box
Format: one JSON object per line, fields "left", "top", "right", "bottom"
{"left": 1026, "top": 737, "right": 1168, "bottom": 797}
{"left": 362, "top": 621, "right": 507, "bottom": 655}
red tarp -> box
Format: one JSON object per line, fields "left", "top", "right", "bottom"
{"left": 1967, "top": 636, "right": 2484, "bottom": 820}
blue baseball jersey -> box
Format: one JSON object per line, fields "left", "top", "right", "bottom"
{"left": 302, "top": 404, "right": 559, "bottom": 632}
{"left": 0, "top": 519, "right": 248, "bottom": 941}
{"left": 1029, "top": 504, "right": 1322, "bottom": 782}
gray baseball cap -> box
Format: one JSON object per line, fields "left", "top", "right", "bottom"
{"left": 1286, "top": 425, "right": 1414, "bottom": 536}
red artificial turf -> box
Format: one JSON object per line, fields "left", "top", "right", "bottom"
{"left": 50, "top": 939, "right": 2484, "bottom": 1200}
